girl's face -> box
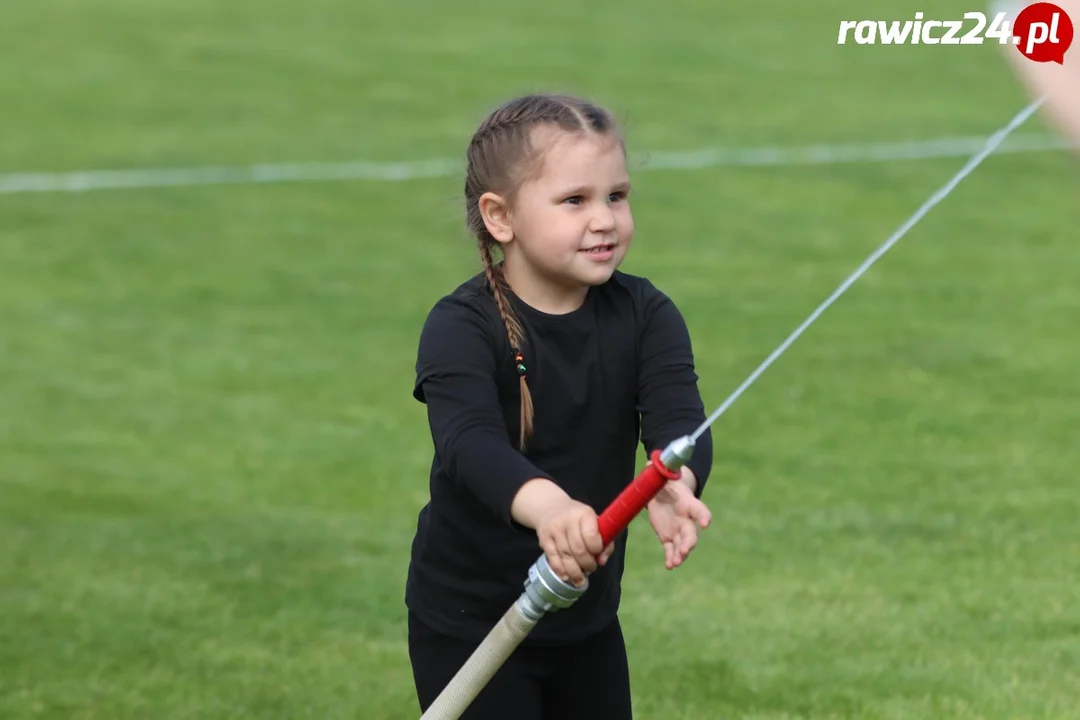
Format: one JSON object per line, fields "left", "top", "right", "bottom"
{"left": 487, "top": 126, "right": 635, "bottom": 313}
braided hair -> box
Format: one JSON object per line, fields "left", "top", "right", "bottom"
{"left": 464, "top": 94, "right": 624, "bottom": 450}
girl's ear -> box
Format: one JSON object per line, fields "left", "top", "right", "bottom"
{"left": 478, "top": 191, "right": 514, "bottom": 245}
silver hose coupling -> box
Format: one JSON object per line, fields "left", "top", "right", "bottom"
{"left": 516, "top": 553, "right": 588, "bottom": 622}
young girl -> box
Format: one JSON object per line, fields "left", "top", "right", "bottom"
{"left": 406, "top": 93, "right": 715, "bottom": 719}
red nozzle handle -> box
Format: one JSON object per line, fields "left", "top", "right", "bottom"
{"left": 597, "top": 450, "right": 680, "bottom": 546}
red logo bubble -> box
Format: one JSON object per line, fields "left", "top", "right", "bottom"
{"left": 1013, "top": 2, "right": 1074, "bottom": 64}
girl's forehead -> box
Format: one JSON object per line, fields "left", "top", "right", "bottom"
{"left": 529, "top": 128, "right": 627, "bottom": 182}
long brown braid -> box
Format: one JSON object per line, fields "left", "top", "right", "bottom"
{"left": 463, "top": 94, "right": 624, "bottom": 450}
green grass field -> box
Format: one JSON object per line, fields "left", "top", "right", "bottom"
{"left": 3, "top": 0, "right": 1080, "bottom": 718}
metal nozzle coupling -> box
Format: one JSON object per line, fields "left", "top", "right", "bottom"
{"left": 660, "top": 435, "right": 695, "bottom": 471}
{"left": 516, "top": 553, "right": 588, "bottom": 622}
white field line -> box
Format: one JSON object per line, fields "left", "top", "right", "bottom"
{"left": 0, "top": 133, "right": 1071, "bottom": 195}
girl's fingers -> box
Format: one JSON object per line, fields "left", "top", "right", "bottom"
{"left": 580, "top": 515, "right": 605, "bottom": 557}
{"left": 541, "top": 535, "right": 567, "bottom": 582}
{"left": 566, "top": 522, "right": 587, "bottom": 560}
{"left": 681, "top": 522, "right": 698, "bottom": 555}
{"left": 654, "top": 503, "right": 711, "bottom": 570}
{"left": 561, "top": 550, "right": 586, "bottom": 586}
{"left": 668, "top": 522, "right": 699, "bottom": 568}
{"left": 560, "top": 526, "right": 593, "bottom": 586}
{"left": 571, "top": 523, "right": 599, "bottom": 576}
{"left": 691, "top": 499, "right": 713, "bottom": 529}
{"left": 551, "top": 532, "right": 575, "bottom": 582}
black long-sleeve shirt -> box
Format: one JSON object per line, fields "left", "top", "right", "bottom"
{"left": 405, "top": 270, "right": 713, "bottom": 646}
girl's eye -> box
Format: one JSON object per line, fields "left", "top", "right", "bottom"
{"left": 563, "top": 190, "right": 628, "bottom": 205}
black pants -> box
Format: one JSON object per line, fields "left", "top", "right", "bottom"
{"left": 408, "top": 611, "right": 633, "bottom": 719}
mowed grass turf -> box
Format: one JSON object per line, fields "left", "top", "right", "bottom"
{"left": 3, "top": 0, "right": 1080, "bottom": 718}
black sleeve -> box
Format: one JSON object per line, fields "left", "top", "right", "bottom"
{"left": 636, "top": 287, "right": 714, "bottom": 498}
{"left": 413, "top": 295, "right": 556, "bottom": 525}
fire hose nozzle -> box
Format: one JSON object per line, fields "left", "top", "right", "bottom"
{"left": 514, "top": 435, "right": 696, "bottom": 623}
{"left": 660, "top": 434, "right": 695, "bottom": 471}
